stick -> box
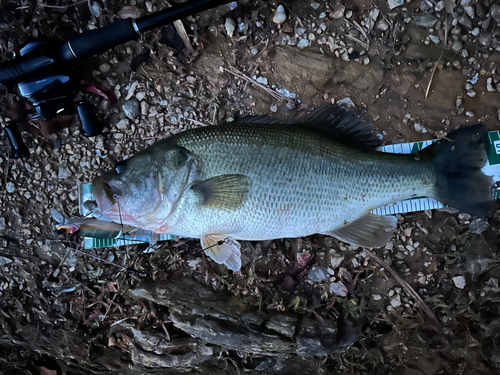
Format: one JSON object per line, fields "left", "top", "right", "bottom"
{"left": 425, "top": 51, "right": 443, "bottom": 100}
{"left": 225, "top": 66, "right": 284, "bottom": 101}
{"left": 361, "top": 249, "right": 439, "bottom": 324}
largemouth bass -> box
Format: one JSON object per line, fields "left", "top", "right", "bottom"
{"left": 92, "top": 105, "right": 494, "bottom": 271}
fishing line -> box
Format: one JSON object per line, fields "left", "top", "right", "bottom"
{"left": 202, "top": 237, "right": 231, "bottom": 251}
{"left": 63, "top": 245, "right": 127, "bottom": 272}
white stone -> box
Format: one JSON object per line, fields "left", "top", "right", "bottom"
{"left": 452, "top": 275, "right": 466, "bottom": 289}
{"left": 329, "top": 281, "right": 348, "bottom": 297}
{"left": 225, "top": 18, "right": 236, "bottom": 37}
{"left": 273, "top": 5, "right": 287, "bottom": 24}
{"left": 388, "top": 0, "right": 404, "bottom": 10}
{"left": 390, "top": 294, "right": 401, "bottom": 308}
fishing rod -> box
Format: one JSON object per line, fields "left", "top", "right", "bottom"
{"left": 0, "top": 0, "right": 233, "bottom": 158}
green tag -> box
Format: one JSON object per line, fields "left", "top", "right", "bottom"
{"left": 487, "top": 131, "right": 500, "bottom": 166}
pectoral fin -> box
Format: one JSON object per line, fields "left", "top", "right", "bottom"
{"left": 192, "top": 174, "right": 252, "bottom": 211}
{"left": 325, "top": 214, "right": 397, "bottom": 248}
{"left": 201, "top": 234, "right": 242, "bottom": 272}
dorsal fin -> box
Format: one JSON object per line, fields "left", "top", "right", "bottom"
{"left": 294, "top": 105, "right": 381, "bottom": 150}
{"left": 234, "top": 115, "right": 291, "bottom": 125}
{"left": 233, "top": 105, "right": 381, "bottom": 150}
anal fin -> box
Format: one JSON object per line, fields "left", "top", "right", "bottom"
{"left": 201, "top": 234, "right": 242, "bottom": 271}
{"left": 325, "top": 214, "right": 397, "bottom": 248}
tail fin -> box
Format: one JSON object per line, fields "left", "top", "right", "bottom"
{"left": 423, "top": 124, "right": 495, "bottom": 217}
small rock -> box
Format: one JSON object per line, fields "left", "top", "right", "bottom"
{"left": 308, "top": 266, "right": 329, "bottom": 283}
{"left": 270, "top": 104, "right": 278, "bottom": 113}
{"left": 469, "top": 217, "right": 489, "bottom": 234}
{"left": 295, "top": 27, "right": 306, "bottom": 36}
{"left": 452, "top": 275, "right": 466, "bottom": 289}
{"left": 329, "top": 281, "right": 348, "bottom": 297}
{"left": 0, "top": 256, "right": 12, "bottom": 267}
{"left": 388, "top": 0, "right": 404, "bottom": 10}
{"left": 117, "top": 5, "right": 141, "bottom": 18}
{"left": 487, "top": 78, "right": 495, "bottom": 92}
{"left": 330, "top": 255, "right": 344, "bottom": 269}
{"left": 6, "top": 182, "right": 15, "bottom": 193}
{"left": 251, "top": 47, "right": 259, "bottom": 55}
{"left": 372, "top": 294, "right": 382, "bottom": 301}
{"left": 429, "top": 35, "right": 440, "bottom": 44}
{"left": 492, "top": 4, "right": 500, "bottom": 24}
{"left": 414, "top": 123, "right": 427, "bottom": 133}
{"left": 273, "top": 5, "right": 287, "bottom": 24}
{"left": 459, "top": 13, "right": 472, "bottom": 29}
{"left": 125, "top": 81, "right": 138, "bottom": 100}
{"left": 395, "top": 251, "right": 405, "bottom": 259}
{"left": 363, "top": 57, "right": 370, "bottom": 65}
{"left": 254, "top": 76, "right": 268, "bottom": 85}
{"left": 451, "top": 40, "right": 463, "bottom": 52}
{"left": 337, "top": 97, "right": 355, "bottom": 108}
{"left": 99, "top": 63, "right": 110, "bottom": 73}
{"left": 277, "top": 34, "right": 290, "bottom": 45}
{"left": 478, "top": 33, "right": 491, "bottom": 46}
{"left": 390, "top": 294, "right": 401, "bottom": 308}
{"left": 471, "top": 27, "right": 480, "bottom": 36}
{"left": 58, "top": 165, "right": 72, "bottom": 179}
{"left": 463, "top": 6, "right": 474, "bottom": 18}
{"left": 331, "top": 5, "right": 345, "bottom": 19}
{"left": 116, "top": 119, "right": 130, "bottom": 130}
{"left": 0, "top": 217, "right": 5, "bottom": 231}
{"left": 369, "top": 9, "right": 380, "bottom": 21}
{"left": 311, "top": 2, "right": 320, "bottom": 10}
{"left": 90, "top": 2, "right": 100, "bottom": 17}
{"left": 297, "top": 38, "right": 310, "bottom": 49}
{"left": 377, "top": 20, "right": 389, "bottom": 31}
{"left": 413, "top": 14, "right": 438, "bottom": 28}
{"left": 225, "top": 18, "right": 236, "bottom": 37}
{"left": 135, "top": 92, "right": 146, "bottom": 101}
{"left": 122, "top": 99, "right": 140, "bottom": 120}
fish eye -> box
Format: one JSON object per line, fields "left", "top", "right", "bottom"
{"left": 114, "top": 161, "right": 127, "bottom": 174}
{"left": 55, "top": 226, "right": 69, "bottom": 234}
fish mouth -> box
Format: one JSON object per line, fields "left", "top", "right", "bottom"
{"left": 92, "top": 176, "right": 121, "bottom": 214}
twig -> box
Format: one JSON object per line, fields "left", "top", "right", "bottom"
{"left": 224, "top": 66, "right": 283, "bottom": 101}
{"left": 444, "top": 11, "right": 449, "bottom": 48}
{"left": 187, "top": 118, "right": 208, "bottom": 127}
{"left": 64, "top": 245, "right": 127, "bottom": 271}
{"left": 361, "top": 249, "right": 439, "bottom": 324}
{"left": 16, "top": 0, "right": 88, "bottom": 9}
{"left": 173, "top": 20, "right": 194, "bottom": 54}
{"left": 165, "top": 1, "right": 194, "bottom": 54}
{"left": 345, "top": 34, "right": 369, "bottom": 50}
{"left": 425, "top": 51, "right": 443, "bottom": 100}
{"left": 426, "top": 11, "right": 448, "bottom": 100}
{"left": 346, "top": 19, "right": 369, "bottom": 43}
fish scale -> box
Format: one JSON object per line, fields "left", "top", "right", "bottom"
{"left": 167, "top": 123, "right": 434, "bottom": 240}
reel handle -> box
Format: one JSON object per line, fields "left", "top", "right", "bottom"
{"left": 4, "top": 122, "right": 29, "bottom": 159}
{"left": 77, "top": 101, "right": 103, "bottom": 136}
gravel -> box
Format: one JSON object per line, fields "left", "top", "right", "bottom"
{"left": 57, "top": 165, "right": 72, "bottom": 179}
{"left": 122, "top": 99, "right": 140, "bottom": 120}
{"left": 308, "top": 266, "right": 330, "bottom": 283}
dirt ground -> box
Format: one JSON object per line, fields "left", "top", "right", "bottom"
{"left": 1, "top": 0, "right": 500, "bottom": 374}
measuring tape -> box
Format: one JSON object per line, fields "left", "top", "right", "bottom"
{"left": 78, "top": 131, "right": 500, "bottom": 249}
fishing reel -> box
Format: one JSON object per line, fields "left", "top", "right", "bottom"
{"left": 0, "top": 0, "right": 233, "bottom": 159}
{"left": 3, "top": 40, "right": 103, "bottom": 158}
